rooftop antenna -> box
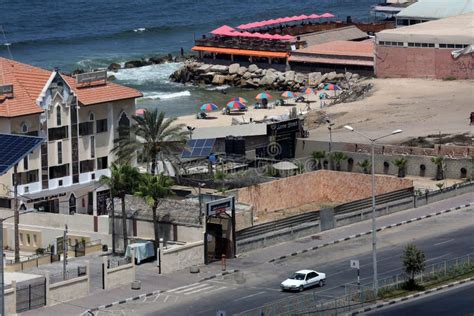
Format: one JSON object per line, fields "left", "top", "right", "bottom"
{"left": 0, "top": 25, "right": 14, "bottom": 85}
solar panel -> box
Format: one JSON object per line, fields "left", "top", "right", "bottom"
{"left": 181, "top": 138, "right": 216, "bottom": 158}
{"left": 0, "top": 134, "right": 45, "bottom": 175}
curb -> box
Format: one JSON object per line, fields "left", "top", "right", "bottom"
{"left": 268, "top": 203, "right": 472, "bottom": 263}
{"left": 349, "top": 277, "right": 474, "bottom": 315}
{"left": 82, "top": 269, "right": 240, "bottom": 314}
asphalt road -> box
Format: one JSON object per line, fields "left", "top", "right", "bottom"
{"left": 98, "top": 208, "right": 474, "bottom": 316}
{"left": 368, "top": 283, "right": 474, "bottom": 316}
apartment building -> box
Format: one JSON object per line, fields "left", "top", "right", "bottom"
{"left": 0, "top": 57, "right": 142, "bottom": 215}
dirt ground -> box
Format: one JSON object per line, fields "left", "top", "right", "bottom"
{"left": 307, "top": 78, "right": 474, "bottom": 145}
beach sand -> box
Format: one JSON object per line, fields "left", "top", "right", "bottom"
{"left": 308, "top": 78, "right": 474, "bottom": 145}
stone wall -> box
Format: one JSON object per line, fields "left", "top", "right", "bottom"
{"left": 103, "top": 256, "right": 136, "bottom": 290}
{"left": 235, "top": 170, "right": 412, "bottom": 216}
{"left": 161, "top": 241, "right": 204, "bottom": 274}
{"left": 5, "top": 282, "right": 16, "bottom": 316}
{"left": 47, "top": 276, "right": 89, "bottom": 307}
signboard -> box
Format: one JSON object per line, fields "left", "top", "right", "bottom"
{"left": 267, "top": 118, "right": 300, "bottom": 135}
{"left": 350, "top": 259, "right": 359, "bottom": 269}
{"left": 76, "top": 70, "right": 107, "bottom": 84}
{"left": 206, "top": 197, "right": 234, "bottom": 217}
{"left": 56, "top": 236, "right": 64, "bottom": 255}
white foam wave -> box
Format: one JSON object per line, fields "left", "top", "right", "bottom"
{"left": 114, "top": 62, "right": 183, "bottom": 84}
{"left": 205, "top": 84, "right": 230, "bottom": 91}
{"left": 134, "top": 28, "right": 146, "bottom": 32}
{"left": 141, "top": 90, "right": 191, "bottom": 100}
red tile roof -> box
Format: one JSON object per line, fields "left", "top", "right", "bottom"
{"left": 292, "top": 40, "right": 374, "bottom": 58}
{"left": 0, "top": 57, "right": 142, "bottom": 118}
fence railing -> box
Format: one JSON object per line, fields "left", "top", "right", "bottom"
{"left": 49, "top": 265, "right": 87, "bottom": 284}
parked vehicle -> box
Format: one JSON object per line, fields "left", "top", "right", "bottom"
{"left": 280, "top": 269, "right": 326, "bottom": 292}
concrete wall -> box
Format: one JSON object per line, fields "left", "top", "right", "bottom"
{"left": 47, "top": 275, "right": 89, "bottom": 307}
{"left": 5, "top": 255, "right": 51, "bottom": 272}
{"left": 295, "top": 140, "right": 474, "bottom": 180}
{"left": 375, "top": 46, "right": 474, "bottom": 79}
{"left": 235, "top": 170, "right": 412, "bottom": 216}
{"left": 104, "top": 256, "right": 136, "bottom": 290}
{"left": 161, "top": 241, "right": 204, "bottom": 274}
{"left": 5, "top": 281, "right": 16, "bottom": 316}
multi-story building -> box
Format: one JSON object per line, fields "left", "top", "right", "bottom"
{"left": 0, "top": 57, "right": 142, "bottom": 215}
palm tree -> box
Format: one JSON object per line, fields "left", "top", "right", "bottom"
{"left": 357, "top": 159, "right": 371, "bottom": 174}
{"left": 311, "top": 150, "right": 326, "bottom": 170}
{"left": 112, "top": 109, "right": 188, "bottom": 175}
{"left": 135, "top": 173, "right": 174, "bottom": 245}
{"left": 393, "top": 157, "right": 408, "bottom": 178}
{"left": 100, "top": 163, "right": 140, "bottom": 252}
{"left": 330, "top": 152, "right": 347, "bottom": 171}
{"left": 431, "top": 156, "right": 444, "bottom": 180}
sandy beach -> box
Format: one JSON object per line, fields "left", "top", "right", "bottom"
{"left": 308, "top": 78, "right": 474, "bottom": 145}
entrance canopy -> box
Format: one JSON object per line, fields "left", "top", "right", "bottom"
{"left": 0, "top": 133, "right": 44, "bottom": 175}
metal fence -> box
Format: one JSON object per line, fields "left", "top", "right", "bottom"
{"left": 49, "top": 265, "right": 88, "bottom": 284}
{"left": 16, "top": 278, "right": 47, "bottom": 313}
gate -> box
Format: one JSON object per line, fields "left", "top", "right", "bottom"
{"left": 16, "top": 278, "right": 47, "bottom": 312}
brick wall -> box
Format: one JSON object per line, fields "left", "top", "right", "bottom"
{"left": 236, "top": 170, "right": 412, "bottom": 215}
{"left": 375, "top": 46, "right": 474, "bottom": 79}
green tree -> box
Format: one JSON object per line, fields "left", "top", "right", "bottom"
{"left": 135, "top": 173, "right": 174, "bottom": 245}
{"left": 311, "top": 150, "right": 326, "bottom": 170}
{"left": 112, "top": 109, "right": 188, "bottom": 175}
{"left": 357, "top": 159, "right": 371, "bottom": 174}
{"left": 330, "top": 152, "right": 347, "bottom": 171}
{"left": 402, "top": 243, "right": 426, "bottom": 290}
{"left": 100, "top": 163, "right": 140, "bottom": 252}
{"left": 393, "top": 157, "right": 408, "bottom": 178}
{"left": 431, "top": 156, "right": 444, "bottom": 180}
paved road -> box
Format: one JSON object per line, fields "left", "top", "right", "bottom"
{"left": 368, "top": 283, "right": 474, "bottom": 316}
{"left": 98, "top": 206, "right": 474, "bottom": 316}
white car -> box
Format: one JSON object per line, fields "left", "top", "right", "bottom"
{"left": 280, "top": 269, "right": 326, "bottom": 292}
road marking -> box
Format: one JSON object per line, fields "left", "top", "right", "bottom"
{"left": 167, "top": 282, "right": 201, "bottom": 293}
{"left": 234, "top": 291, "right": 266, "bottom": 301}
{"left": 426, "top": 253, "right": 451, "bottom": 262}
{"left": 200, "top": 286, "right": 227, "bottom": 295}
{"left": 433, "top": 239, "right": 454, "bottom": 246}
{"left": 183, "top": 285, "right": 215, "bottom": 295}
{"left": 152, "top": 293, "right": 161, "bottom": 302}
{"left": 163, "top": 295, "right": 170, "bottom": 303}
{"left": 174, "top": 283, "right": 212, "bottom": 294}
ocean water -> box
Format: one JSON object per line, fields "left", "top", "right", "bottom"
{"left": 1, "top": 0, "right": 380, "bottom": 117}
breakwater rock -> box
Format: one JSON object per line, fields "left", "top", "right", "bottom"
{"left": 169, "top": 61, "right": 361, "bottom": 90}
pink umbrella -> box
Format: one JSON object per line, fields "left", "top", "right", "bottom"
{"left": 320, "top": 12, "right": 335, "bottom": 18}
{"left": 135, "top": 108, "right": 146, "bottom": 116}
{"left": 296, "top": 14, "right": 309, "bottom": 21}
{"left": 308, "top": 13, "right": 320, "bottom": 19}
{"left": 281, "top": 17, "right": 294, "bottom": 23}
{"left": 210, "top": 25, "right": 235, "bottom": 35}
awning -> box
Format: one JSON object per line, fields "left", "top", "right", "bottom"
{"left": 192, "top": 46, "right": 289, "bottom": 58}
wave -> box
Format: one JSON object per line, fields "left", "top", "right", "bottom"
{"left": 141, "top": 90, "right": 191, "bottom": 100}
{"left": 133, "top": 28, "right": 147, "bottom": 33}
{"left": 205, "top": 84, "right": 230, "bottom": 91}
{"left": 113, "top": 62, "right": 183, "bottom": 84}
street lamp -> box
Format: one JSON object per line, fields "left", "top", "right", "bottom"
{"left": 343, "top": 125, "right": 402, "bottom": 297}
{"left": 0, "top": 208, "right": 36, "bottom": 316}
{"left": 198, "top": 182, "right": 205, "bottom": 225}
{"left": 326, "top": 119, "right": 335, "bottom": 170}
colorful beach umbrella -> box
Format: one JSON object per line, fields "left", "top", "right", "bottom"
{"left": 281, "top": 91, "right": 296, "bottom": 98}
{"left": 226, "top": 101, "right": 246, "bottom": 110}
{"left": 256, "top": 92, "right": 272, "bottom": 100}
{"left": 324, "top": 84, "right": 341, "bottom": 91}
{"left": 302, "top": 87, "right": 316, "bottom": 94}
{"left": 229, "top": 97, "right": 248, "bottom": 104}
{"left": 200, "top": 103, "right": 218, "bottom": 111}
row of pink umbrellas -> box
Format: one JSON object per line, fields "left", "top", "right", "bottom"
{"left": 237, "top": 13, "right": 335, "bottom": 30}
{"left": 211, "top": 25, "right": 294, "bottom": 41}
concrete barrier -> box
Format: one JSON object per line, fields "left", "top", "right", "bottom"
{"left": 46, "top": 261, "right": 90, "bottom": 307}
{"left": 103, "top": 256, "right": 136, "bottom": 290}
{"left": 161, "top": 241, "right": 204, "bottom": 274}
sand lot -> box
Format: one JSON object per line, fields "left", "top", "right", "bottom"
{"left": 308, "top": 78, "right": 474, "bottom": 145}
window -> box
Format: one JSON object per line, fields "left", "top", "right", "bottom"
{"left": 97, "top": 156, "right": 108, "bottom": 170}
{"left": 79, "top": 121, "right": 94, "bottom": 136}
{"left": 69, "top": 194, "right": 76, "bottom": 215}
{"left": 439, "top": 44, "right": 447, "bottom": 48}
{"left": 90, "top": 136, "right": 95, "bottom": 158}
{"left": 428, "top": 43, "right": 435, "bottom": 48}
{"left": 33, "top": 235, "right": 37, "bottom": 247}
{"left": 20, "top": 122, "right": 28, "bottom": 133}
{"left": 13, "top": 170, "right": 39, "bottom": 185}
{"left": 27, "top": 234, "right": 31, "bottom": 246}
{"left": 96, "top": 119, "right": 108, "bottom": 133}
{"left": 56, "top": 105, "right": 62, "bottom": 126}
{"left": 57, "top": 142, "right": 62, "bottom": 164}
{"left": 379, "top": 41, "right": 385, "bottom": 45}
{"left": 447, "top": 44, "right": 455, "bottom": 48}
{"left": 89, "top": 112, "right": 95, "bottom": 121}
{"left": 118, "top": 112, "right": 130, "bottom": 138}
{"left": 49, "top": 163, "right": 70, "bottom": 179}
{"left": 408, "top": 42, "right": 415, "bottom": 47}
{"left": 23, "top": 157, "right": 28, "bottom": 170}
{"left": 48, "top": 126, "right": 68, "bottom": 141}
{"left": 80, "top": 159, "right": 95, "bottom": 173}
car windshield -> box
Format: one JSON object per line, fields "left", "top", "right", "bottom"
{"left": 289, "top": 273, "right": 306, "bottom": 280}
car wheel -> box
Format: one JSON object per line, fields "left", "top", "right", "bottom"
{"left": 319, "top": 280, "right": 324, "bottom": 287}
{"left": 299, "top": 285, "right": 304, "bottom": 292}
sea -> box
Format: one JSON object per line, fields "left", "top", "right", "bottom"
{"left": 1, "top": 0, "right": 380, "bottom": 117}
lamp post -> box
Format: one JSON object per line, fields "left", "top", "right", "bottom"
{"left": 343, "top": 125, "right": 402, "bottom": 298}
{"left": 326, "top": 119, "right": 335, "bottom": 170}
{"left": 198, "top": 182, "right": 205, "bottom": 225}
{"left": 0, "top": 208, "right": 36, "bottom": 316}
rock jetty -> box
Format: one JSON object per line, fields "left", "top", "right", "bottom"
{"left": 170, "top": 60, "right": 361, "bottom": 91}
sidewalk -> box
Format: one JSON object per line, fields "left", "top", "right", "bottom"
{"left": 22, "top": 192, "right": 473, "bottom": 315}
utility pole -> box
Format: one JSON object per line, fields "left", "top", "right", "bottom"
{"left": 13, "top": 164, "right": 20, "bottom": 264}
{"left": 0, "top": 219, "right": 4, "bottom": 316}
{"left": 63, "top": 224, "right": 68, "bottom": 280}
